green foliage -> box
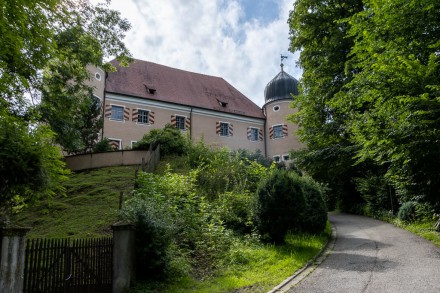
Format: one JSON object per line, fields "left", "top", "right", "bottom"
{"left": 132, "top": 124, "right": 188, "bottom": 156}
{"left": 288, "top": 0, "right": 365, "bottom": 211}
{"left": 300, "top": 176, "right": 328, "bottom": 233}
{"left": 216, "top": 191, "right": 255, "bottom": 234}
{"left": 92, "top": 137, "right": 113, "bottom": 153}
{"left": 255, "top": 169, "right": 307, "bottom": 244}
{"left": 187, "top": 142, "right": 272, "bottom": 198}
{"left": 1, "top": 0, "right": 132, "bottom": 153}
{"left": 0, "top": 109, "right": 69, "bottom": 221}
{"left": 398, "top": 201, "right": 417, "bottom": 222}
{"left": 288, "top": 0, "right": 440, "bottom": 212}
{"left": 255, "top": 169, "right": 328, "bottom": 243}
{"left": 354, "top": 172, "right": 396, "bottom": 216}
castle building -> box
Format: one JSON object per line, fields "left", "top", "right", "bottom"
{"left": 90, "top": 58, "right": 302, "bottom": 162}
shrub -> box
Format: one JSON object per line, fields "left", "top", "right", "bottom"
{"left": 120, "top": 196, "right": 174, "bottom": 280}
{"left": 255, "top": 169, "right": 306, "bottom": 244}
{"left": 93, "top": 138, "right": 113, "bottom": 152}
{"left": 398, "top": 201, "right": 417, "bottom": 222}
{"left": 132, "top": 124, "right": 188, "bottom": 156}
{"left": 300, "top": 176, "right": 327, "bottom": 233}
{"left": 217, "top": 191, "right": 255, "bottom": 234}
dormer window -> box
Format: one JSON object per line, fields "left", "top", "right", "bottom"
{"left": 144, "top": 84, "right": 156, "bottom": 94}
{"left": 217, "top": 99, "right": 228, "bottom": 107}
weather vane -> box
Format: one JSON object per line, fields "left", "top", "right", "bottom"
{"left": 281, "top": 54, "right": 288, "bottom": 71}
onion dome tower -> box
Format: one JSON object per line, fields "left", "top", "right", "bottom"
{"left": 263, "top": 56, "right": 302, "bottom": 162}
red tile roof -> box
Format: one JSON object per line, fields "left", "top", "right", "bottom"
{"left": 106, "top": 59, "right": 265, "bottom": 119}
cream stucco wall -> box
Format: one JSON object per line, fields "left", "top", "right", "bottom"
{"left": 103, "top": 94, "right": 266, "bottom": 153}
{"left": 264, "top": 99, "right": 303, "bottom": 160}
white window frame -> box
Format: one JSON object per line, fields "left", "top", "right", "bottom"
{"left": 220, "top": 122, "right": 229, "bottom": 137}
{"left": 273, "top": 124, "right": 283, "bottom": 139}
{"left": 282, "top": 154, "right": 290, "bottom": 161}
{"left": 108, "top": 138, "right": 122, "bottom": 150}
{"left": 273, "top": 105, "right": 280, "bottom": 112}
{"left": 273, "top": 155, "right": 281, "bottom": 163}
{"left": 250, "top": 127, "right": 259, "bottom": 142}
{"left": 137, "top": 109, "right": 150, "bottom": 125}
{"left": 175, "top": 115, "right": 186, "bottom": 131}
{"left": 131, "top": 141, "right": 137, "bottom": 148}
{"left": 110, "top": 105, "right": 124, "bottom": 121}
{"left": 95, "top": 72, "right": 102, "bottom": 81}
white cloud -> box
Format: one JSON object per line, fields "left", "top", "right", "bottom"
{"left": 102, "top": 0, "right": 300, "bottom": 106}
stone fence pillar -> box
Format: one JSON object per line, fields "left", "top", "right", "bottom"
{"left": 112, "top": 223, "right": 136, "bottom": 293}
{"left": 0, "top": 227, "right": 30, "bottom": 293}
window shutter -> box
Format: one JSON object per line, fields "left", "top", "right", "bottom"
{"left": 269, "top": 126, "right": 274, "bottom": 139}
{"left": 171, "top": 115, "right": 176, "bottom": 126}
{"left": 109, "top": 139, "right": 121, "bottom": 150}
{"left": 283, "top": 124, "right": 288, "bottom": 137}
{"left": 132, "top": 109, "right": 138, "bottom": 122}
{"left": 149, "top": 111, "right": 155, "bottom": 124}
{"left": 216, "top": 122, "right": 220, "bottom": 135}
{"left": 185, "top": 117, "right": 191, "bottom": 130}
{"left": 228, "top": 124, "right": 233, "bottom": 137}
{"left": 247, "top": 127, "right": 251, "bottom": 140}
{"left": 105, "top": 104, "right": 112, "bottom": 118}
{"left": 259, "top": 128, "right": 264, "bottom": 141}
{"left": 124, "top": 107, "right": 130, "bottom": 121}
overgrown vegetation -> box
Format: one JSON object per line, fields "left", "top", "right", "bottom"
{"left": 288, "top": 0, "right": 440, "bottom": 230}
{"left": 118, "top": 127, "right": 328, "bottom": 290}
{"left": 12, "top": 166, "right": 136, "bottom": 239}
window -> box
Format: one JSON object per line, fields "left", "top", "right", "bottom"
{"left": 109, "top": 138, "right": 121, "bottom": 150}
{"left": 273, "top": 155, "right": 281, "bottom": 163}
{"left": 111, "top": 106, "right": 124, "bottom": 121}
{"left": 137, "top": 109, "right": 150, "bottom": 124}
{"left": 95, "top": 72, "right": 101, "bottom": 80}
{"left": 250, "top": 128, "right": 259, "bottom": 141}
{"left": 282, "top": 154, "right": 290, "bottom": 161}
{"left": 92, "top": 95, "right": 101, "bottom": 111}
{"left": 273, "top": 105, "right": 280, "bottom": 112}
{"left": 273, "top": 125, "right": 283, "bottom": 138}
{"left": 220, "top": 122, "right": 229, "bottom": 136}
{"left": 131, "top": 141, "right": 137, "bottom": 148}
{"left": 175, "top": 115, "right": 186, "bottom": 130}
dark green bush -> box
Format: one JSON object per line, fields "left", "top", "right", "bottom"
{"left": 300, "top": 176, "right": 327, "bottom": 233}
{"left": 92, "top": 138, "right": 113, "bottom": 152}
{"left": 217, "top": 191, "right": 255, "bottom": 234}
{"left": 120, "top": 196, "right": 174, "bottom": 280}
{"left": 255, "top": 169, "right": 306, "bottom": 244}
{"left": 132, "top": 124, "right": 188, "bottom": 156}
{"left": 398, "top": 201, "right": 417, "bottom": 222}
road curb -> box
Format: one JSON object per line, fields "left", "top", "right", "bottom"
{"left": 268, "top": 223, "right": 337, "bottom": 293}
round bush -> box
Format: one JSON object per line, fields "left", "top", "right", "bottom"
{"left": 255, "top": 169, "right": 306, "bottom": 244}
{"left": 398, "top": 201, "right": 417, "bottom": 222}
{"left": 300, "top": 176, "right": 327, "bottom": 233}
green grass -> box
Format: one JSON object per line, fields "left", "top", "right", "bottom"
{"left": 132, "top": 223, "right": 331, "bottom": 293}
{"left": 12, "top": 166, "right": 137, "bottom": 239}
{"left": 392, "top": 219, "right": 440, "bottom": 247}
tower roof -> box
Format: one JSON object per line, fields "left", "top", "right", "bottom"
{"left": 264, "top": 64, "right": 299, "bottom": 103}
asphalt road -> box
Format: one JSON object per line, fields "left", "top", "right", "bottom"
{"left": 288, "top": 213, "right": 440, "bottom": 293}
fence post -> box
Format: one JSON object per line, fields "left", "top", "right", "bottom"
{"left": 112, "top": 223, "right": 136, "bottom": 293}
{"left": 0, "top": 226, "right": 30, "bottom": 293}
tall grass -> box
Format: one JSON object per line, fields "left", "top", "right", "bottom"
{"left": 131, "top": 222, "right": 331, "bottom": 293}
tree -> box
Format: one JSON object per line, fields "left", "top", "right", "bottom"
{"left": 0, "top": 0, "right": 132, "bottom": 219}
{"left": 334, "top": 0, "right": 440, "bottom": 205}
{"left": 287, "top": 0, "right": 365, "bottom": 210}
{"left": 0, "top": 109, "right": 69, "bottom": 223}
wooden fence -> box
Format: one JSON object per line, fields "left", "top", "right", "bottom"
{"left": 23, "top": 237, "right": 112, "bottom": 293}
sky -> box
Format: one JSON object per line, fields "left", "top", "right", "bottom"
{"left": 102, "top": 0, "right": 301, "bottom": 107}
